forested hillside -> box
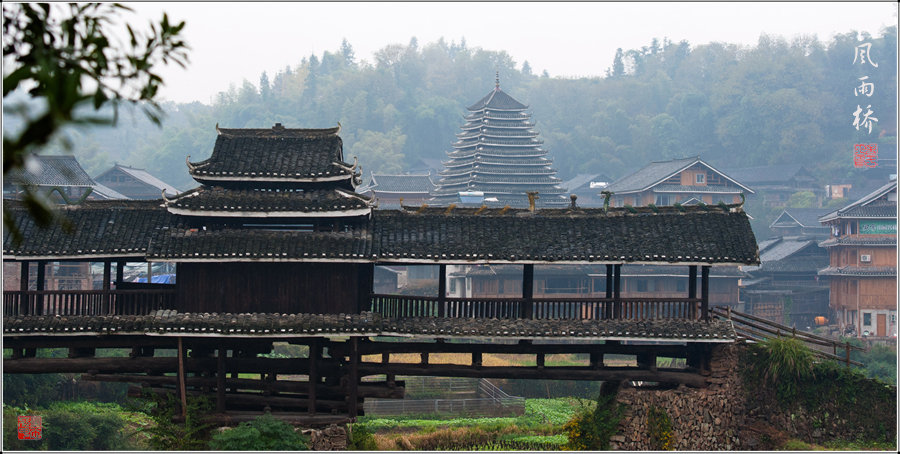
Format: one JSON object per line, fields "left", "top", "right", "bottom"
{"left": 31, "top": 29, "right": 897, "bottom": 205}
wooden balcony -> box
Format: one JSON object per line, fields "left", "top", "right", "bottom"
{"left": 3, "top": 289, "right": 176, "bottom": 316}
{"left": 370, "top": 294, "right": 702, "bottom": 321}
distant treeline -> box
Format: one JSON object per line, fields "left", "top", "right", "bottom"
{"left": 37, "top": 29, "right": 897, "bottom": 196}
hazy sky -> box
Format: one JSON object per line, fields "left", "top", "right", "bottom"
{"left": 127, "top": 1, "right": 898, "bottom": 105}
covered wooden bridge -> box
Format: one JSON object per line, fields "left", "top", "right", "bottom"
{"left": 3, "top": 124, "right": 760, "bottom": 424}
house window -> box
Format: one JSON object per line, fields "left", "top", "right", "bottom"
{"left": 695, "top": 173, "right": 705, "bottom": 184}
{"left": 449, "top": 279, "right": 456, "bottom": 293}
{"left": 676, "top": 280, "right": 687, "bottom": 292}
{"left": 655, "top": 194, "right": 671, "bottom": 206}
{"left": 636, "top": 279, "right": 649, "bottom": 292}
{"left": 863, "top": 312, "right": 872, "bottom": 326}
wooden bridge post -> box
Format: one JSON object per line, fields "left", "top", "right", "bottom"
{"left": 438, "top": 264, "right": 447, "bottom": 317}
{"left": 358, "top": 263, "right": 374, "bottom": 313}
{"left": 605, "top": 264, "right": 613, "bottom": 319}
{"left": 688, "top": 265, "right": 697, "bottom": 319}
{"left": 19, "top": 261, "right": 29, "bottom": 315}
{"left": 309, "top": 339, "right": 321, "bottom": 415}
{"left": 35, "top": 261, "right": 46, "bottom": 315}
{"left": 522, "top": 264, "right": 534, "bottom": 319}
{"left": 101, "top": 261, "right": 111, "bottom": 315}
{"left": 613, "top": 264, "right": 622, "bottom": 319}
{"left": 177, "top": 337, "right": 187, "bottom": 418}
{"left": 216, "top": 348, "right": 226, "bottom": 412}
{"left": 701, "top": 266, "right": 710, "bottom": 321}
{"left": 348, "top": 337, "right": 359, "bottom": 418}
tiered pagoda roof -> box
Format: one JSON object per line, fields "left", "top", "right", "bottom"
{"left": 166, "top": 123, "right": 371, "bottom": 221}
{"left": 431, "top": 78, "right": 567, "bottom": 208}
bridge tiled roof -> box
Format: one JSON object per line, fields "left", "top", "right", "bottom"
{"left": 164, "top": 186, "right": 371, "bottom": 217}
{"left": 4, "top": 201, "right": 759, "bottom": 266}
{"left": 3, "top": 311, "right": 737, "bottom": 342}
{"left": 2, "top": 199, "right": 179, "bottom": 260}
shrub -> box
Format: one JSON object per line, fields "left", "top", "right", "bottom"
{"left": 562, "top": 390, "right": 625, "bottom": 450}
{"left": 3, "top": 401, "right": 134, "bottom": 451}
{"left": 208, "top": 413, "right": 309, "bottom": 450}
{"left": 348, "top": 424, "right": 378, "bottom": 450}
{"left": 140, "top": 392, "right": 213, "bottom": 450}
{"left": 742, "top": 336, "right": 815, "bottom": 402}
{"left": 647, "top": 405, "right": 674, "bottom": 450}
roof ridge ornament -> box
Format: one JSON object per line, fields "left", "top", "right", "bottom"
{"left": 495, "top": 71, "right": 500, "bottom": 90}
{"left": 185, "top": 155, "right": 195, "bottom": 172}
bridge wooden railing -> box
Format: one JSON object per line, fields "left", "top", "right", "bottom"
{"left": 711, "top": 305, "right": 866, "bottom": 367}
{"left": 370, "top": 294, "right": 702, "bottom": 321}
{"left": 3, "top": 289, "right": 177, "bottom": 316}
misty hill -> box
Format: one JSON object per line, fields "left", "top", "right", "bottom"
{"left": 11, "top": 29, "right": 897, "bottom": 238}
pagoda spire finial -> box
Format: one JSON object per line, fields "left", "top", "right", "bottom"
{"left": 495, "top": 71, "right": 500, "bottom": 90}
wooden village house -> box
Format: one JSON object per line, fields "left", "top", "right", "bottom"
{"left": 357, "top": 173, "right": 435, "bottom": 209}
{"left": 818, "top": 179, "right": 897, "bottom": 341}
{"left": 604, "top": 156, "right": 754, "bottom": 208}
{"left": 94, "top": 164, "right": 182, "bottom": 200}
{"left": 4, "top": 122, "right": 762, "bottom": 424}
{"left": 723, "top": 164, "right": 819, "bottom": 208}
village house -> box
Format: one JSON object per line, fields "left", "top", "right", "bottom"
{"left": 603, "top": 156, "right": 753, "bottom": 208}
{"left": 741, "top": 236, "right": 831, "bottom": 328}
{"left": 818, "top": 179, "right": 897, "bottom": 341}
{"left": 93, "top": 164, "right": 181, "bottom": 200}
{"left": 357, "top": 173, "right": 435, "bottom": 209}
{"left": 723, "top": 164, "right": 819, "bottom": 208}
{"left": 768, "top": 207, "right": 833, "bottom": 239}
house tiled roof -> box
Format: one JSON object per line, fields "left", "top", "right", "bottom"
{"left": 605, "top": 157, "right": 753, "bottom": 195}
{"left": 752, "top": 256, "right": 829, "bottom": 273}
{"left": 3, "top": 311, "right": 737, "bottom": 342}
{"left": 147, "top": 227, "right": 373, "bottom": 261}
{"left": 6, "top": 155, "right": 95, "bottom": 187}
{"left": 651, "top": 185, "right": 742, "bottom": 194}
{"left": 188, "top": 124, "right": 357, "bottom": 184}
{"left": 3, "top": 199, "right": 178, "bottom": 259}
{"left": 111, "top": 165, "right": 181, "bottom": 196}
{"left": 164, "top": 186, "right": 371, "bottom": 217}
{"left": 818, "top": 266, "right": 896, "bottom": 277}
{"left": 371, "top": 205, "right": 759, "bottom": 265}
{"left": 365, "top": 174, "right": 435, "bottom": 194}
{"left": 818, "top": 236, "right": 897, "bottom": 248}
{"left": 769, "top": 208, "right": 833, "bottom": 228}
{"left": 819, "top": 180, "right": 897, "bottom": 222}
{"left": 721, "top": 164, "right": 813, "bottom": 185}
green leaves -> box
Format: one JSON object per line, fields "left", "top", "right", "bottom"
{"left": 2, "top": 2, "right": 189, "bottom": 243}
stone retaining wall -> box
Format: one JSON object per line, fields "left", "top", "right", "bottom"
{"left": 613, "top": 344, "right": 746, "bottom": 450}
{"left": 610, "top": 343, "right": 896, "bottom": 450}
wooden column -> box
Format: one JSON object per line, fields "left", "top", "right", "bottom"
{"left": 613, "top": 264, "right": 621, "bottom": 319}
{"left": 357, "top": 263, "right": 374, "bottom": 313}
{"left": 522, "top": 264, "right": 534, "bottom": 319}
{"left": 19, "top": 261, "right": 29, "bottom": 316}
{"left": 688, "top": 265, "right": 697, "bottom": 319}
{"left": 116, "top": 261, "right": 125, "bottom": 287}
{"left": 102, "top": 261, "right": 112, "bottom": 315}
{"left": 605, "top": 264, "right": 613, "bottom": 319}
{"left": 438, "top": 264, "right": 447, "bottom": 317}
{"left": 177, "top": 337, "right": 187, "bottom": 418}
{"left": 147, "top": 261, "right": 153, "bottom": 283}
{"left": 701, "top": 266, "right": 710, "bottom": 321}
{"left": 35, "top": 261, "right": 46, "bottom": 315}
{"left": 348, "top": 337, "right": 359, "bottom": 418}
{"left": 308, "top": 339, "right": 320, "bottom": 415}
{"left": 216, "top": 348, "right": 226, "bottom": 412}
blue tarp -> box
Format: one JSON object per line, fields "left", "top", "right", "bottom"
{"left": 135, "top": 274, "right": 176, "bottom": 284}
